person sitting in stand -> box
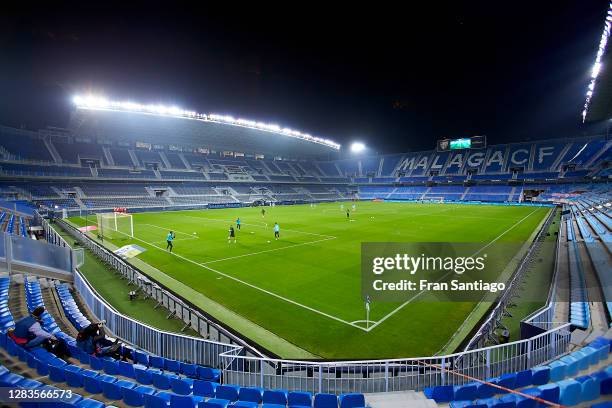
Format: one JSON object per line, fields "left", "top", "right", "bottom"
{"left": 76, "top": 321, "right": 131, "bottom": 361}
{"left": 9, "top": 306, "right": 70, "bottom": 359}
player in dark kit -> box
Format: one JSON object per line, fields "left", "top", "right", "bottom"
{"left": 346, "top": 210, "right": 350, "bottom": 219}
{"left": 228, "top": 226, "right": 236, "bottom": 243}
{"left": 261, "top": 208, "right": 266, "bottom": 217}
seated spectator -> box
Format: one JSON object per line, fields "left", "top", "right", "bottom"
{"left": 76, "top": 321, "right": 131, "bottom": 361}
{"left": 10, "top": 306, "right": 70, "bottom": 358}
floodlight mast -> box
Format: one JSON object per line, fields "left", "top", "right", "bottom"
{"left": 582, "top": 1, "right": 612, "bottom": 122}
{"left": 72, "top": 94, "right": 341, "bottom": 150}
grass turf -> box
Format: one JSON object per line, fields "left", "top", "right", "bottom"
{"left": 68, "top": 201, "right": 550, "bottom": 359}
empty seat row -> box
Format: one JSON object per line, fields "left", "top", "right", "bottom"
{"left": 425, "top": 337, "right": 610, "bottom": 403}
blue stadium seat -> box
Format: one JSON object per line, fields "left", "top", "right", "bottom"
{"left": 103, "top": 378, "right": 137, "bottom": 400}
{"left": 548, "top": 361, "right": 567, "bottom": 382}
{"left": 232, "top": 402, "right": 258, "bottom": 408}
{"left": 454, "top": 383, "right": 478, "bottom": 401}
{"left": 134, "top": 350, "right": 150, "bottom": 366}
{"left": 171, "top": 377, "right": 195, "bottom": 395}
{"left": 193, "top": 379, "right": 218, "bottom": 398}
{"left": 198, "top": 398, "right": 230, "bottom": 408}
{"left": 536, "top": 383, "right": 560, "bottom": 404}
{"left": 123, "top": 385, "right": 157, "bottom": 407}
{"left": 338, "top": 393, "right": 365, "bottom": 408}
{"left": 165, "top": 358, "right": 181, "bottom": 373}
{"left": 150, "top": 355, "right": 166, "bottom": 370}
{"left": 103, "top": 359, "right": 120, "bottom": 375}
{"left": 557, "top": 379, "right": 582, "bottom": 406}
{"left": 514, "top": 370, "right": 533, "bottom": 388}
{"left": 171, "top": 394, "right": 205, "bottom": 408}
{"left": 559, "top": 355, "right": 580, "bottom": 377}
{"left": 181, "top": 362, "right": 198, "bottom": 378}
{"left": 120, "top": 360, "right": 140, "bottom": 379}
{"left": 216, "top": 384, "right": 240, "bottom": 402}
{"left": 575, "top": 375, "right": 600, "bottom": 402}
{"left": 530, "top": 366, "right": 550, "bottom": 385}
{"left": 238, "top": 387, "right": 263, "bottom": 403}
{"left": 263, "top": 389, "right": 288, "bottom": 405}
{"left": 197, "top": 366, "right": 221, "bottom": 382}
{"left": 144, "top": 392, "right": 172, "bottom": 408}
{"left": 136, "top": 367, "right": 161, "bottom": 385}
{"left": 76, "top": 398, "right": 106, "bottom": 408}
{"left": 153, "top": 371, "right": 179, "bottom": 390}
{"left": 288, "top": 391, "right": 313, "bottom": 407}
{"left": 449, "top": 401, "right": 488, "bottom": 408}
{"left": 424, "top": 385, "right": 455, "bottom": 402}
{"left": 83, "top": 374, "right": 116, "bottom": 394}
{"left": 313, "top": 392, "right": 338, "bottom": 408}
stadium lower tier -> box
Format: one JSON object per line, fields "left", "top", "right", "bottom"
{"left": 0, "top": 181, "right": 608, "bottom": 211}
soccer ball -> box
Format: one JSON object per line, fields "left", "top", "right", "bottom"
{"left": 267, "top": 240, "right": 271, "bottom": 243}
{"left": 193, "top": 232, "right": 197, "bottom": 235}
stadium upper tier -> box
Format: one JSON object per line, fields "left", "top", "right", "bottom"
{"left": 0, "top": 125, "right": 609, "bottom": 185}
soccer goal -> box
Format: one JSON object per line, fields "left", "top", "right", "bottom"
{"left": 97, "top": 212, "right": 134, "bottom": 239}
{"left": 426, "top": 196, "right": 445, "bottom": 204}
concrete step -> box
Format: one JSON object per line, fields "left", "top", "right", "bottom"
{"left": 366, "top": 391, "right": 437, "bottom": 408}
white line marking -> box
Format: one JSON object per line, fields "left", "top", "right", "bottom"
{"left": 364, "top": 208, "right": 542, "bottom": 332}
{"left": 103, "top": 225, "right": 366, "bottom": 332}
{"left": 203, "top": 237, "right": 337, "bottom": 265}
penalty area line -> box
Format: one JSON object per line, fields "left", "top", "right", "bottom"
{"left": 110, "top": 229, "right": 367, "bottom": 332}
{"left": 364, "top": 208, "right": 541, "bottom": 332}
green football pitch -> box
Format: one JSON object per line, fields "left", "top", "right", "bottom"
{"left": 68, "top": 202, "right": 550, "bottom": 359}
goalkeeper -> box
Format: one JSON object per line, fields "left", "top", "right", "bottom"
{"left": 166, "top": 231, "right": 175, "bottom": 252}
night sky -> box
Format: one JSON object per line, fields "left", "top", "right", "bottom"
{"left": 0, "top": 2, "right": 609, "bottom": 154}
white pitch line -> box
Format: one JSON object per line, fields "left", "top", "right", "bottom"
{"left": 364, "top": 208, "right": 542, "bottom": 332}
{"left": 203, "top": 236, "right": 337, "bottom": 265}
{"left": 109, "top": 228, "right": 366, "bottom": 331}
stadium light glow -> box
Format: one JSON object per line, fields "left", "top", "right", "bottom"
{"left": 582, "top": 1, "right": 612, "bottom": 122}
{"left": 71, "top": 94, "right": 341, "bottom": 150}
{"left": 350, "top": 142, "right": 366, "bottom": 153}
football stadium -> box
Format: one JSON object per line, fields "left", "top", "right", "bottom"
{"left": 0, "top": 3, "right": 611, "bottom": 408}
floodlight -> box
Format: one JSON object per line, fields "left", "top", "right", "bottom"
{"left": 351, "top": 142, "right": 366, "bottom": 153}
{"left": 71, "top": 94, "right": 341, "bottom": 150}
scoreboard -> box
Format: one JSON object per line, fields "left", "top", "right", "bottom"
{"left": 437, "top": 135, "right": 486, "bottom": 152}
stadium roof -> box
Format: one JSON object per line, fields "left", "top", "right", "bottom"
{"left": 582, "top": 1, "right": 612, "bottom": 122}
{"left": 69, "top": 95, "right": 340, "bottom": 158}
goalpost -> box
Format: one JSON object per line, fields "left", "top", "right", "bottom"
{"left": 425, "top": 196, "right": 445, "bottom": 204}
{"left": 96, "top": 212, "right": 134, "bottom": 239}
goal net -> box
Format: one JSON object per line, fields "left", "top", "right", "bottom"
{"left": 425, "top": 196, "right": 445, "bottom": 204}
{"left": 97, "top": 212, "right": 134, "bottom": 239}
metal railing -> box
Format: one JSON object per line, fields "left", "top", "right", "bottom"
{"left": 218, "top": 323, "right": 571, "bottom": 394}
{"left": 462, "top": 207, "right": 558, "bottom": 350}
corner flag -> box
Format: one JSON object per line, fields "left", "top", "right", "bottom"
{"left": 365, "top": 295, "right": 371, "bottom": 329}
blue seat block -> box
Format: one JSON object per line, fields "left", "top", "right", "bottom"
{"left": 124, "top": 385, "right": 156, "bottom": 407}
{"left": 262, "top": 404, "right": 288, "bottom": 408}
{"left": 515, "top": 370, "right": 533, "bottom": 388}
{"left": 591, "top": 402, "right": 612, "bottom": 408}
{"left": 171, "top": 394, "right": 206, "bottom": 408}
{"left": 144, "top": 393, "right": 171, "bottom": 408}
{"left": 499, "top": 394, "right": 536, "bottom": 408}
{"left": 557, "top": 379, "right": 582, "bottom": 406}
{"left": 103, "top": 359, "right": 120, "bottom": 375}
{"left": 119, "top": 360, "right": 138, "bottom": 378}
{"left": 76, "top": 398, "right": 106, "bottom": 408}
{"left": 238, "top": 387, "right": 263, "bottom": 403}
{"left": 449, "top": 401, "right": 487, "bottom": 408}
{"left": 216, "top": 384, "right": 240, "bottom": 402}
{"left": 165, "top": 358, "right": 180, "bottom": 373}
{"left": 135, "top": 367, "right": 160, "bottom": 385}
{"left": 476, "top": 382, "right": 496, "bottom": 399}
{"left": 424, "top": 385, "right": 455, "bottom": 402}
{"left": 197, "top": 366, "right": 221, "bottom": 382}
{"left": 193, "top": 380, "right": 218, "bottom": 398}
{"left": 537, "top": 383, "right": 560, "bottom": 404}
{"left": 575, "top": 375, "right": 600, "bottom": 402}
{"left": 198, "top": 398, "right": 230, "bottom": 408}
{"left": 232, "top": 402, "right": 258, "bottom": 408}
{"left": 454, "top": 383, "right": 478, "bottom": 401}
{"left": 153, "top": 372, "right": 179, "bottom": 390}
{"left": 16, "top": 378, "right": 43, "bottom": 388}
{"left": 560, "top": 355, "right": 579, "bottom": 377}
{"left": 339, "top": 393, "right": 365, "bottom": 408}
{"left": 263, "top": 389, "right": 288, "bottom": 405}
{"left": 171, "top": 377, "right": 195, "bottom": 395}
{"left": 89, "top": 355, "right": 104, "bottom": 371}
{"left": 84, "top": 374, "right": 116, "bottom": 394}
{"left": 495, "top": 373, "right": 517, "bottom": 391}
{"left": 150, "top": 356, "right": 166, "bottom": 370}
{"left": 530, "top": 366, "right": 550, "bottom": 385}
{"left": 314, "top": 392, "right": 338, "bottom": 408}
{"left": 134, "top": 350, "right": 150, "bottom": 366}
{"left": 548, "top": 361, "right": 566, "bottom": 382}
{"left": 288, "top": 391, "right": 313, "bottom": 407}
{"left": 181, "top": 362, "right": 198, "bottom": 378}
{"left": 103, "top": 379, "right": 136, "bottom": 400}
{"left": 0, "top": 372, "right": 23, "bottom": 386}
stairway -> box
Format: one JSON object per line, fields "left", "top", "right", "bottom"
{"left": 44, "top": 139, "right": 62, "bottom": 164}
{"left": 102, "top": 146, "right": 115, "bottom": 166}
